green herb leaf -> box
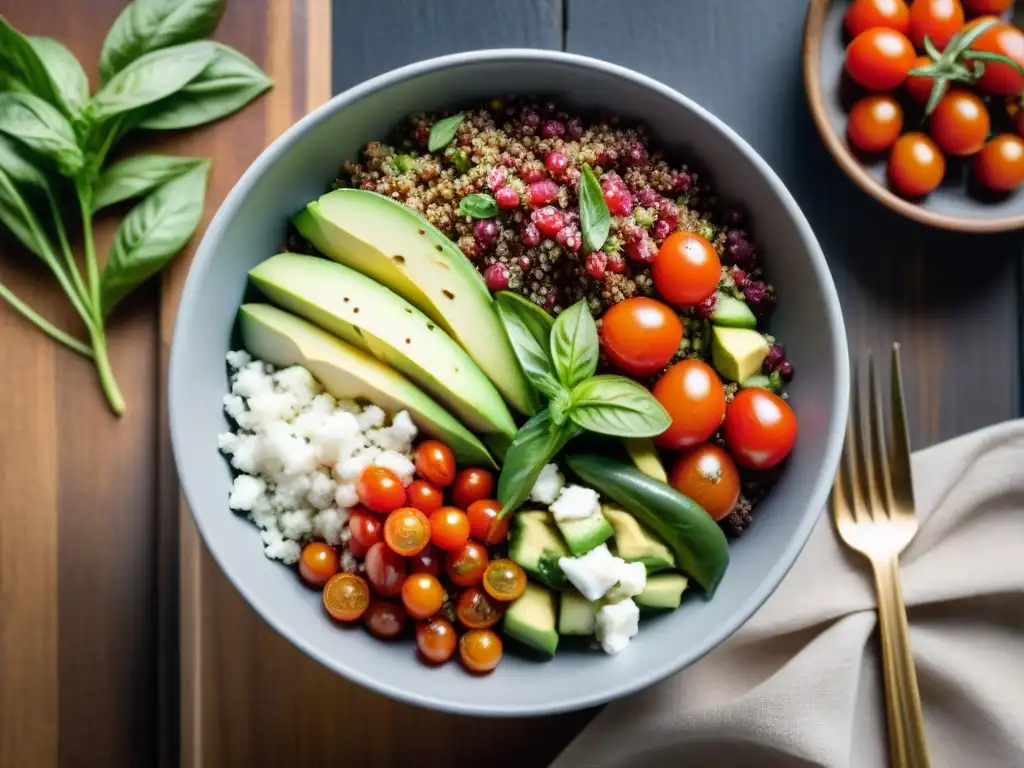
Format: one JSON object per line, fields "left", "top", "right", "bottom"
{"left": 0, "top": 19, "right": 66, "bottom": 114}
{"left": 27, "top": 37, "right": 89, "bottom": 118}
{"left": 569, "top": 375, "right": 671, "bottom": 437}
{"left": 457, "top": 192, "right": 498, "bottom": 219}
{"left": 580, "top": 163, "right": 610, "bottom": 253}
{"left": 549, "top": 299, "right": 599, "bottom": 389}
{"left": 0, "top": 167, "right": 45, "bottom": 257}
{"left": 493, "top": 290, "right": 562, "bottom": 401}
{"left": 496, "top": 409, "right": 581, "bottom": 519}
{"left": 388, "top": 154, "right": 415, "bottom": 174}
{"left": 0, "top": 92, "right": 83, "bottom": 177}
{"left": 99, "top": 0, "right": 225, "bottom": 83}
{"left": 548, "top": 387, "right": 572, "bottom": 427}
{"left": 428, "top": 112, "right": 465, "bottom": 152}
{"left": 93, "top": 154, "right": 207, "bottom": 212}
{"left": 452, "top": 149, "right": 471, "bottom": 174}
{"left": 138, "top": 43, "right": 272, "bottom": 130}
{"left": 100, "top": 161, "right": 210, "bottom": 315}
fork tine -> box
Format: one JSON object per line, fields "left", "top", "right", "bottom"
{"left": 846, "top": 363, "right": 870, "bottom": 524}
{"left": 888, "top": 343, "right": 916, "bottom": 515}
{"left": 856, "top": 352, "right": 886, "bottom": 522}
{"left": 868, "top": 351, "right": 896, "bottom": 519}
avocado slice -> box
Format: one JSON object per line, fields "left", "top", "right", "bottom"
{"left": 741, "top": 373, "right": 779, "bottom": 393}
{"left": 238, "top": 304, "right": 495, "bottom": 467}
{"left": 503, "top": 582, "right": 559, "bottom": 656}
{"left": 555, "top": 509, "right": 615, "bottom": 557}
{"left": 623, "top": 437, "right": 668, "bottom": 483}
{"left": 711, "top": 326, "right": 770, "bottom": 383}
{"left": 558, "top": 590, "right": 596, "bottom": 635}
{"left": 249, "top": 253, "right": 517, "bottom": 452}
{"left": 508, "top": 510, "right": 569, "bottom": 590}
{"left": 602, "top": 505, "right": 675, "bottom": 573}
{"left": 710, "top": 292, "right": 757, "bottom": 329}
{"left": 294, "top": 189, "right": 536, "bottom": 415}
{"left": 635, "top": 573, "right": 689, "bottom": 611}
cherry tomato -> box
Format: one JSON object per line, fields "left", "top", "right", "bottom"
{"left": 356, "top": 466, "right": 406, "bottom": 514}
{"left": 904, "top": 55, "right": 937, "bottom": 103}
{"left": 401, "top": 572, "right": 445, "bottom": 619}
{"left": 600, "top": 297, "right": 683, "bottom": 377}
{"left": 973, "top": 133, "right": 1024, "bottom": 191}
{"left": 414, "top": 440, "right": 456, "bottom": 486}
{"left": 364, "top": 541, "right": 407, "bottom": 596}
{"left": 908, "top": 0, "right": 965, "bottom": 51}
{"left": 1015, "top": 108, "right": 1024, "bottom": 138}
{"left": 845, "top": 27, "right": 916, "bottom": 91}
{"left": 888, "top": 132, "right": 946, "bottom": 196}
{"left": 363, "top": 600, "right": 408, "bottom": 639}
{"left": 429, "top": 506, "right": 471, "bottom": 551}
{"left": 406, "top": 479, "right": 444, "bottom": 514}
{"left": 845, "top": 0, "right": 911, "bottom": 38}
{"left": 466, "top": 499, "right": 508, "bottom": 545}
{"left": 847, "top": 94, "right": 904, "bottom": 152}
{"left": 652, "top": 359, "right": 726, "bottom": 450}
{"left": 970, "top": 20, "right": 1024, "bottom": 95}
{"left": 416, "top": 617, "right": 457, "bottom": 664}
{"left": 445, "top": 541, "right": 489, "bottom": 587}
{"left": 459, "top": 629, "right": 503, "bottom": 673}
{"left": 963, "top": 0, "right": 1014, "bottom": 12}
{"left": 723, "top": 388, "right": 798, "bottom": 470}
{"left": 451, "top": 468, "right": 495, "bottom": 509}
{"left": 409, "top": 542, "right": 443, "bottom": 577}
{"left": 482, "top": 559, "right": 527, "bottom": 602}
{"left": 651, "top": 232, "right": 721, "bottom": 307}
{"left": 322, "top": 573, "right": 370, "bottom": 622}
{"left": 298, "top": 542, "right": 339, "bottom": 588}
{"left": 383, "top": 507, "right": 431, "bottom": 556}
{"left": 347, "top": 507, "right": 382, "bottom": 551}
{"left": 929, "top": 88, "right": 990, "bottom": 156}
{"left": 455, "top": 586, "right": 505, "bottom": 629}
{"left": 347, "top": 536, "right": 368, "bottom": 559}
{"left": 668, "top": 443, "right": 741, "bottom": 522}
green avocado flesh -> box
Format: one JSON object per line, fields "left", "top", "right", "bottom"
{"left": 555, "top": 508, "right": 614, "bottom": 557}
{"left": 710, "top": 292, "right": 757, "bottom": 329}
{"left": 503, "top": 582, "right": 559, "bottom": 656}
{"left": 558, "top": 590, "right": 596, "bottom": 636}
{"left": 635, "top": 573, "right": 689, "bottom": 611}
{"left": 602, "top": 505, "right": 675, "bottom": 573}
{"left": 711, "top": 325, "right": 770, "bottom": 384}
{"left": 509, "top": 510, "right": 569, "bottom": 590}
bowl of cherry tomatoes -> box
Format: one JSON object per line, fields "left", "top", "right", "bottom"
{"left": 804, "top": 0, "right": 1024, "bottom": 232}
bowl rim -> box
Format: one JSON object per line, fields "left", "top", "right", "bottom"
{"left": 803, "top": 0, "right": 1024, "bottom": 234}
{"left": 169, "top": 47, "right": 851, "bottom": 716}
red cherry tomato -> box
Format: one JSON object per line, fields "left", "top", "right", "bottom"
{"left": 416, "top": 617, "right": 457, "bottom": 664}
{"left": 451, "top": 468, "right": 495, "bottom": 510}
{"left": 363, "top": 600, "right": 408, "bottom": 639}
{"left": 929, "top": 88, "right": 990, "bottom": 156}
{"left": 904, "top": 55, "right": 937, "bottom": 103}
{"left": 383, "top": 507, "right": 431, "bottom": 556}
{"left": 909, "top": 0, "right": 965, "bottom": 51}
{"left": 356, "top": 466, "right": 406, "bottom": 514}
{"left": 322, "top": 573, "right": 370, "bottom": 622}
{"left": 973, "top": 134, "right": 1024, "bottom": 191}
{"left": 414, "top": 440, "right": 456, "bottom": 487}
{"left": 429, "top": 506, "right": 471, "bottom": 551}
{"left": 845, "top": 0, "right": 911, "bottom": 37}
{"left": 970, "top": 20, "right": 1024, "bottom": 95}
{"left": 298, "top": 542, "right": 339, "bottom": 588}
{"left": 652, "top": 359, "right": 726, "bottom": 450}
{"left": 347, "top": 507, "right": 382, "bottom": 551}
{"left": 847, "top": 94, "right": 904, "bottom": 152}
{"left": 347, "top": 536, "right": 368, "bottom": 558}
{"left": 401, "top": 572, "right": 445, "bottom": 619}
{"left": 723, "top": 388, "right": 798, "bottom": 470}
{"left": 363, "top": 541, "right": 407, "bottom": 596}
{"left": 466, "top": 499, "right": 508, "bottom": 545}
{"left": 459, "top": 629, "right": 503, "bottom": 673}
{"left": 445, "top": 541, "right": 489, "bottom": 587}
{"left": 406, "top": 479, "right": 444, "bottom": 514}
{"left": 409, "top": 542, "right": 443, "bottom": 577}
{"left": 668, "top": 443, "right": 742, "bottom": 521}
{"left": 963, "top": 0, "right": 1013, "bottom": 12}
{"left": 600, "top": 297, "right": 683, "bottom": 377}
{"left": 845, "top": 27, "right": 916, "bottom": 91}
{"left": 455, "top": 586, "right": 505, "bottom": 629}
{"left": 651, "top": 232, "right": 721, "bottom": 307}
{"left": 888, "top": 132, "right": 946, "bottom": 196}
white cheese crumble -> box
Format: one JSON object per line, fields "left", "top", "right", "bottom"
{"left": 558, "top": 544, "right": 623, "bottom": 601}
{"left": 529, "top": 463, "right": 565, "bottom": 505}
{"left": 615, "top": 561, "right": 647, "bottom": 598}
{"left": 550, "top": 484, "right": 601, "bottom": 522}
{"left": 595, "top": 598, "right": 640, "bottom": 655}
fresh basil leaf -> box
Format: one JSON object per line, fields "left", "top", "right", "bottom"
{"left": 549, "top": 387, "right": 572, "bottom": 427}
{"left": 100, "top": 161, "right": 210, "bottom": 315}
{"left": 549, "top": 299, "right": 598, "bottom": 389}
{"left": 493, "top": 290, "right": 561, "bottom": 400}
{"left": 428, "top": 112, "right": 465, "bottom": 152}
{"left": 457, "top": 192, "right": 498, "bottom": 219}
{"left": 0, "top": 134, "right": 54, "bottom": 194}
{"left": 580, "top": 163, "right": 610, "bottom": 253}
{"left": 0, "top": 19, "right": 64, "bottom": 113}
{"left": 569, "top": 375, "right": 671, "bottom": 437}
{"left": 99, "top": 0, "right": 225, "bottom": 83}
{"left": 0, "top": 168, "right": 44, "bottom": 257}
{"left": 497, "top": 409, "right": 581, "bottom": 519}
{"left": 0, "top": 92, "right": 83, "bottom": 177}
{"left": 28, "top": 37, "right": 89, "bottom": 118}
{"left": 138, "top": 43, "right": 271, "bottom": 130}
{"left": 93, "top": 154, "right": 207, "bottom": 212}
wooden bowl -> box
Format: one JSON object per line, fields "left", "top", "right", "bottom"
{"left": 803, "top": 0, "right": 1024, "bottom": 232}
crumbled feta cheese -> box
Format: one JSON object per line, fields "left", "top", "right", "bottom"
{"left": 313, "top": 411, "right": 362, "bottom": 465}
{"left": 309, "top": 392, "right": 337, "bottom": 414}
{"left": 335, "top": 448, "right": 379, "bottom": 483}
{"left": 558, "top": 544, "right": 624, "bottom": 601}
{"left": 550, "top": 484, "right": 601, "bottom": 522}
{"left": 373, "top": 449, "right": 415, "bottom": 486}
{"left": 595, "top": 598, "right": 640, "bottom": 655}
{"left": 233, "top": 361, "right": 275, "bottom": 398}
{"left": 217, "top": 432, "right": 239, "bottom": 454}
{"left": 229, "top": 475, "right": 265, "bottom": 511}
{"left": 279, "top": 508, "right": 313, "bottom": 540}
{"left": 226, "top": 349, "right": 252, "bottom": 370}
{"left": 250, "top": 495, "right": 277, "bottom": 529}
{"left": 273, "top": 365, "right": 320, "bottom": 408}
{"left": 260, "top": 526, "right": 301, "bottom": 564}
{"left": 530, "top": 463, "right": 565, "bottom": 505}
{"left": 229, "top": 434, "right": 262, "bottom": 474}
{"left": 247, "top": 390, "right": 298, "bottom": 429}
{"left": 615, "top": 561, "right": 647, "bottom": 598}
{"left": 334, "top": 483, "right": 358, "bottom": 509}
{"left": 306, "top": 469, "right": 337, "bottom": 510}
{"left": 367, "top": 409, "right": 418, "bottom": 453}
{"left": 356, "top": 405, "right": 386, "bottom": 430}
{"left": 312, "top": 507, "right": 346, "bottom": 545}
{"left": 223, "top": 394, "right": 248, "bottom": 425}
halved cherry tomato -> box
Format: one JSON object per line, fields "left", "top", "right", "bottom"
{"left": 363, "top": 600, "right": 408, "bottom": 639}
{"left": 406, "top": 479, "right": 444, "bottom": 514}
{"left": 482, "top": 559, "right": 527, "bottom": 602}
{"left": 401, "top": 572, "right": 445, "bottom": 619}
{"left": 298, "top": 542, "right": 339, "bottom": 588}
{"left": 723, "top": 388, "right": 798, "bottom": 470}
{"left": 409, "top": 542, "right": 443, "bottom": 577}
{"left": 845, "top": 0, "right": 911, "bottom": 37}
{"left": 445, "top": 541, "right": 489, "bottom": 587}
{"left": 653, "top": 359, "right": 726, "bottom": 450}
{"left": 929, "top": 88, "right": 990, "bottom": 156}
{"left": 364, "top": 541, "right": 407, "bottom": 596}
{"left": 973, "top": 133, "right": 1024, "bottom": 191}
{"left": 357, "top": 466, "right": 406, "bottom": 514}
{"left": 459, "top": 629, "right": 503, "bottom": 673}
{"left": 451, "top": 468, "right": 495, "bottom": 510}
{"left": 970, "top": 20, "right": 1024, "bottom": 95}
{"left": 845, "top": 27, "right": 916, "bottom": 91}
{"left": 964, "top": 0, "right": 1014, "bottom": 12}
{"left": 908, "top": 0, "right": 965, "bottom": 51}
{"left": 847, "top": 94, "right": 904, "bottom": 152}
{"left": 347, "top": 536, "right": 368, "bottom": 558}
{"left": 414, "top": 440, "right": 456, "bottom": 487}
{"left": 455, "top": 586, "right": 505, "bottom": 629}
{"left": 904, "top": 55, "right": 937, "bottom": 103}
{"left": 322, "top": 573, "right": 370, "bottom": 622}
{"left": 416, "top": 617, "right": 457, "bottom": 664}
{"left": 668, "top": 443, "right": 741, "bottom": 521}
{"left": 651, "top": 232, "right": 721, "bottom": 307}
{"left": 466, "top": 499, "right": 508, "bottom": 545}
{"left": 383, "top": 507, "right": 431, "bottom": 556}
{"left": 429, "top": 506, "right": 471, "bottom": 551}
{"left": 600, "top": 297, "right": 683, "bottom": 377}
{"left": 347, "top": 507, "right": 382, "bottom": 551}
{"left": 888, "top": 132, "right": 946, "bottom": 196}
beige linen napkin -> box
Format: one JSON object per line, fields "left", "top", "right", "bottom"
{"left": 552, "top": 421, "right": 1024, "bottom": 768}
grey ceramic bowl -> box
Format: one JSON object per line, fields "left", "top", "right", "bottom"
{"left": 169, "top": 49, "right": 849, "bottom": 717}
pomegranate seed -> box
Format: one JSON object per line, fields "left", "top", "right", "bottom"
{"left": 540, "top": 120, "right": 566, "bottom": 139}
{"left": 625, "top": 232, "right": 656, "bottom": 263}
{"left": 623, "top": 141, "right": 649, "bottom": 166}
{"left": 695, "top": 294, "right": 718, "bottom": 319}
{"left": 543, "top": 290, "right": 557, "bottom": 310}
{"left": 596, "top": 149, "right": 617, "bottom": 166}
{"left": 359, "top": 179, "right": 374, "bottom": 190}
{"left": 636, "top": 187, "right": 659, "bottom": 207}
{"left": 483, "top": 262, "right": 510, "bottom": 291}
{"left": 764, "top": 344, "right": 785, "bottom": 372}
{"left": 521, "top": 164, "right": 546, "bottom": 184}
{"left": 528, "top": 179, "right": 559, "bottom": 207}
{"left": 473, "top": 219, "right": 500, "bottom": 250}
{"left": 584, "top": 251, "right": 608, "bottom": 280}
{"left": 521, "top": 108, "right": 540, "bottom": 128}
{"left": 519, "top": 255, "right": 532, "bottom": 273}
{"left": 495, "top": 187, "right": 520, "bottom": 210}
{"left": 521, "top": 223, "right": 542, "bottom": 247}
{"left": 566, "top": 117, "right": 584, "bottom": 139}
{"left": 565, "top": 167, "right": 581, "bottom": 190}
{"left": 743, "top": 280, "right": 773, "bottom": 315}
{"left": 725, "top": 233, "right": 756, "bottom": 269}
{"left": 545, "top": 152, "right": 569, "bottom": 175}
{"left": 487, "top": 167, "right": 507, "bottom": 190}
{"left": 606, "top": 252, "right": 626, "bottom": 273}
{"left": 563, "top": 206, "right": 580, "bottom": 227}
{"left": 675, "top": 171, "right": 693, "bottom": 192}
{"left": 730, "top": 266, "right": 749, "bottom": 288}
{"left": 655, "top": 198, "right": 678, "bottom": 226}
{"left": 604, "top": 187, "right": 633, "bottom": 217}
{"left": 532, "top": 206, "right": 565, "bottom": 238}
{"left": 555, "top": 225, "right": 581, "bottom": 252}
{"left": 779, "top": 361, "right": 794, "bottom": 380}
{"left": 651, "top": 219, "right": 672, "bottom": 241}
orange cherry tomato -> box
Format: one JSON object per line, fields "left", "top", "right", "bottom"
{"left": 888, "top": 132, "right": 946, "bottom": 196}
{"left": 414, "top": 440, "right": 456, "bottom": 487}
{"left": 466, "top": 499, "right": 508, "bottom": 545}
{"left": 363, "top": 600, "right": 408, "bottom": 639}
{"left": 845, "top": 0, "right": 911, "bottom": 37}
{"left": 600, "top": 297, "right": 683, "bottom": 377}
{"left": 651, "top": 232, "right": 721, "bottom": 307}
{"left": 908, "top": 0, "right": 965, "bottom": 51}
{"left": 482, "top": 559, "right": 527, "bottom": 602}
{"left": 322, "top": 573, "right": 370, "bottom": 622}
{"left": 347, "top": 507, "right": 382, "bottom": 551}
{"left": 445, "top": 541, "right": 489, "bottom": 587}
{"left": 963, "top": 0, "right": 1014, "bottom": 11}
{"left": 383, "top": 507, "right": 431, "bottom": 556}
{"left": 845, "top": 27, "right": 916, "bottom": 91}
{"left": 668, "top": 443, "right": 742, "bottom": 521}
{"left": 298, "top": 541, "right": 339, "bottom": 588}
{"left": 364, "top": 541, "right": 407, "bottom": 596}
{"left": 970, "top": 20, "right": 1024, "bottom": 95}
{"left": 723, "top": 388, "right": 798, "bottom": 470}
{"left": 459, "top": 629, "right": 503, "bottom": 673}
{"left": 973, "top": 134, "right": 1024, "bottom": 191}
{"left": 847, "top": 94, "right": 904, "bottom": 152}
{"left": 904, "top": 55, "right": 936, "bottom": 103}
{"left": 356, "top": 466, "right": 406, "bottom": 514}
{"left": 653, "top": 359, "right": 726, "bottom": 450}
{"left": 401, "top": 572, "right": 445, "bottom": 619}
{"left": 929, "top": 88, "right": 990, "bottom": 156}
{"left": 451, "top": 468, "right": 495, "bottom": 509}
{"left": 455, "top": 586, "right": 505, "bottom": 629}
{"left": 416, "top": 617, "right": 457, "bottom": 664}
{"left": 409, "top": 542, "right": 443, "bottom": 577}
{"left": 406, "top": 479, "right": 444, "bottom": 514}
{"left": 429, "top": 506, "right": 471, "bottom": 551}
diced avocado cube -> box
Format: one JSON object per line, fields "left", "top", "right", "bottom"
{"left": 635, "top": 573, "right": 689, "bottom": 611}
{"left": 558, "top": 590, "right": 597, "bottom": 636}
{"left": 509, "top": 511, "right": 569, "bottom": 589}
{"left": 503, "top": 582, "right": 559, "bottom": 656}
{"left": 741, "top": 373, "right": 778, "bottom": 393}
{"left": 623, "top": 437, "right": 668, "bottom": 483}
{"left": 602, "top": 505, "right": 675, "bottom": 573}
{"left": 710, "top": 292, "right": 757, "bottom": 329}
{"left": 555, "top": 510, "right": 614, "bottom": 556}
{"left": 711, "top": 326, "right": 770, "bottom": 383}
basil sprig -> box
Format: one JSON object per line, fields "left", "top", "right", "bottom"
{"left": 428, "top": 112, "right": 465, "bottom": 151}
{"left": 579, "top": 163, "right": 610, "bottom": 253}
{"left": 457, "top": 192, "right": 498, "bottom": 219}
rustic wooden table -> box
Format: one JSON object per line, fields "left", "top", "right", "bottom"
{"left": 1, "top": 1, "right": 1020, "bottom": 766}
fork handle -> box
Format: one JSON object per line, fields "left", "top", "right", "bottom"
{"left": 873, "top": 555, "right": 930, "bottom": 768}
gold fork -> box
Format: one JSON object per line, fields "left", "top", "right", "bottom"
{"left": 831, "top": 344, "right": 930, "bottom": 768}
